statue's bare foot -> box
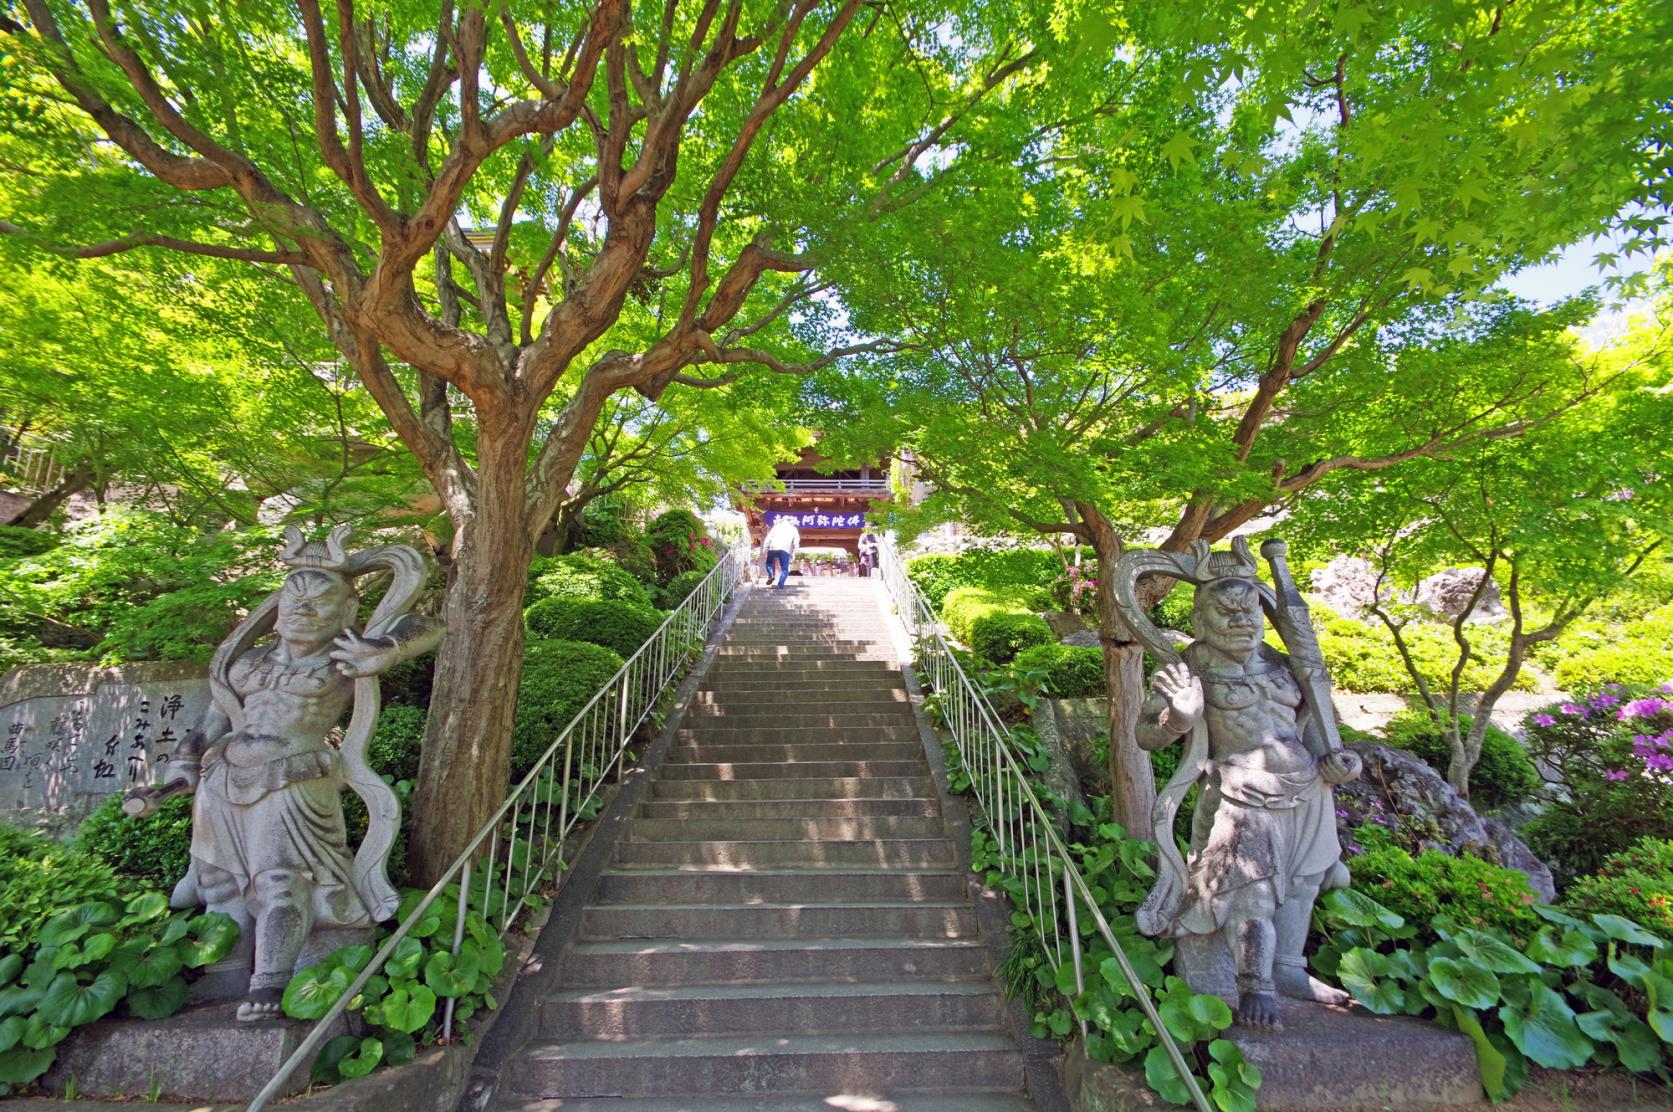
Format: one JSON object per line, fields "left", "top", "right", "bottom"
{"left": 1275, "top": 964, "right": 1351, "bottom": 1006}
{"left": 1236, "top": 991, "right": 1283, "bottom": 1031}
{"left": 236, "top": 987, "right": 285, "bottom": 1023}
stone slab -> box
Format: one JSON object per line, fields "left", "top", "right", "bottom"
{"left": 1065, "top": 996, "right": 1485, "bottom": 1110}
{"left": 42, "top": 1002, "right": 348, "bottom": 1103}
{"left": 0, "top": 660, "right": 208, "bottom": 830}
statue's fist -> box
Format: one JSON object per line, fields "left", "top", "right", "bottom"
{"left": 1319, "top": 748, "right": 1363, "bottom": 785}
{"left": 1152, "top": 662, "right": 1204, "bottom": 728}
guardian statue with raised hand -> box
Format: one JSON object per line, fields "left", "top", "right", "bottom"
{"left": 123, "top": 526, "right": 443, "bottom": 1021}
{"left": 1113, "top": 538, "right": 1361, "bottom": 1031}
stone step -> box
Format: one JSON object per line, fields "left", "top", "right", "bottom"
{"left": 657, "top": 759, "right": 927, "bottom": 781}
{"left": 580, "top": 901, "right": 978, "bottom": 941}
{"left": 690, "top": 689, "right": 910, "bottom": 706}
{"left": 594, "top": 868, "right": 967, "bottom": 905}
{"left": 667, "top": 742, "right": 925, "bottom": 764}
{"left": 506, "top": 1032, "right": 1025, "bottom": 1099}
{"left": 622, "top": 816, "right": 946, "bottom": 842}
{"left": 557, "top": 937, "right": 994, "bottom": 987}
{"left": 613, "top": 839, "right": 958, "bottom": 870}
{"left": 492, "top": 1093, "right": 1038, "bottom": 1112}
{"left": 698, "top": 678, "right": 906, "bottom": 694}
{"left": 716, "top": 648, "right": 897, "bottom": 661}
{"left": 679, "top": 710, "right": 915, "bottom": 730}
{"left": 687, "top": 699, "right": 913, "bottom": 717}
{"left": 637, "top": 798, "right": 942, "bottom": 820}
{"left": 705, "top": 660, "right": 899, "bottom": 677}
{"left": 673, "top": 727, "right": 918, "bottom": 746}
{"left": 650, "top": 776, "right": 935, "bottom": 801}
{"left": 539, "top": 980, "right": 1004, "bottom": 1039}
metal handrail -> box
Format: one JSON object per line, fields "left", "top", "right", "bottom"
{"left": 876, "top": 539, "right": 1211, "bottom": 1112}
{"left": 0, "top": 427, "right": 66, "bottom": 494}
{"left": 247, "top": 544, "right": 750, "bottom": 1110}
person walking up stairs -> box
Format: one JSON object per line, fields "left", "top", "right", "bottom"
{"left": 491, "top": 578, "right": 1046, "bottom": 1110}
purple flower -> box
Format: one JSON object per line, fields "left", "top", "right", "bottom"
{"left": 1620, "top": 698, "right": 1670, "bottom": 721}
{"left": 1589, "top": 694, "right": 1621, "bottom": 709}
{"left": 1560, "top": 703, "right": 1587, "bottom": 717}
{"left": 1605, "top": 768, "right": 1632, "bottom": 781}
{"left": 1335, "top": 809, "right": 1351, "bottom": 820}
{"left": 1661, "top": 681, "right": 1673, "bottom": 695}
{"left": 1532, "top": 714, "right": 1557, "bottom": 727}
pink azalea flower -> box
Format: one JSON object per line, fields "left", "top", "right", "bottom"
{"left": 1620, "top": 698, "right": 1671, "bottom": 721}
{"left": 1560, "top": 703, "right": 1586, "bottom": 717}
{"left": 1605, "top": 769, "right": 1632, "bottom": 781}
{"left": 1532, "top": 714, "right": 1556, "bottom": 727}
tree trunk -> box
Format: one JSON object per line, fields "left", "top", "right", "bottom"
{"left": 1077, "top": 503, "right": 1156, "bottom": 834}
{"left": 407, "top": 444, "right": 537, "bottom": 885}
{"left": 3, "top": 458, "right": 93, "bottom": 527}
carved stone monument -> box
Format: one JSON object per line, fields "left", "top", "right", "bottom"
{"left": 1114, "top": 538, "right": 1361, "bottom": 1031}
{"left": 124, "top": 525, "right": 442, "bottom": 1021}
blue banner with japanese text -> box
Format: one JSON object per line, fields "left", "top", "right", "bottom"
{"left": 764, "top": 510, "right": 866, "bottom": 529}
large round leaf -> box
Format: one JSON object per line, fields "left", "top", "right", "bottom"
{"left": 122, "top": 892, "right": 170, "bottom": 925}
{"left": 1319, "top": 889, "right": 1406, "bottom": 931}
{"left": 125, "top": 976, "right": 189, "bottom": 1020}
{"left": 36, "top": 969, "right": 128, "bottom": 1028}
{"left": 0, "top": 1046, "right": 55, "bottom": 1086}
{"left": 377, "top": 985, "right": 437, "bottom": 1034}
{"left": 1591, "top": 914, "right": 1665, "bottom": 949}
{"left": 0, "top": 1017, "right": 21, "bottom": 1054}
{"left": 336, "top": 1036, "right": 384, "bottom": 1079}
{"left": 310, "top": 1034, "right": 361, "bottom": 1084}
{"left": 282, "top": 964, "right": 354, "bottom": 1021}
{"left": 1336, "top": 948, "right": 1408, "bottom": 1015}
{"left": 111, "top": 938, "right": 185, "bottom": 990}
{"left": 180, "top": 914, "right": 240, "bottom": 968}
{"left": 0, "top": 985, "right": 44, "bottom": 1019}
{"left": 22, "top": 1015, "right": 69, "bottom": 1050}
{"left": 1526, "top": 928, "right": 1596, "bottom": 969}
{"left": 378, "top": 1030, "right": 417, "bottom": 1068}
{"left": 1143, "top": 1043, "right": 1198, "bottom": 1106}
{"left": 1499, "top": 984, "right": 1593, "bottom": 1069}
{"left": 38, "top": 902, "right": 119, "bottom": 948}
{"left": 384, "top": 937, "right": 425, "bottom": 980}
{"left": 0, "top": 955, "right": 21, "bottom": 989}
{"left": 1429, "top": 957, "right": 1500, "bottom": 1010}
{"left": 1456, "top": 931, "right": 1541, "bottom": 976}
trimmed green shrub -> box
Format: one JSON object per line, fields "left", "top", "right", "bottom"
{"left": 368, "top": 703, "right": 426, "bottom": 784}
{"left": 1300, "top": 607, "right": 1536, "bottom": 695}
{"left": 0, "top": 525, "right": 57, "bottom": 559}
{"left": 1562, "top": 838, "right": 1673, "bottom": 935}
{"left": 1540, "top": 604, "right": 1673, "bottom": 689}
{"left": 526, "top": 552, "right": 655, "bottom": 609}
{"left": 512, "top": 639, "right": 626, "bottom": 778}
{"left": 906, "top": 549, "right": 1085, "bottom": 608}
{"left": 644, "top": 509, "right": 718, "bottom": 585}
{"left": 942, "top": 586, "right": 1022, "bottom": 645}
{"left": 1379, "top": 709, "right": 1541, "bottom": 809}
{"left": 1148, "top": 584, "right": 1195, "bottom": 634}
{"left": 657, "top": 568, "right": 709, "bottom": 610}
{"left": 1013, "top": 643, "right": 1105, "bottom": 697}
{"left": 524, "top": 597, "right": 665, "bottom": 658}
{"left": 75, "top": 793, "right": 193, "bottom": 889}
{"left": 576, "top": 503, "right": 633, "bottom": 547}
{"left": 969, "top": 611, "right": 1053, "bottom": 665}
{"left": 1347, "top": 824, "right": 1541, "bottom": 940}
{"left": 579, "top": 541, "right": 659, "bottom": 590}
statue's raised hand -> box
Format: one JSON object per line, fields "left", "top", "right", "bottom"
{"left": 330, "top": 629, "right": 400, "bottom": 678}
{"left": 1319, "top": 748, "right": 1363, "bottom": 785}
{"left": 1152, "top": 662, "right": 1204, "bottom": 729}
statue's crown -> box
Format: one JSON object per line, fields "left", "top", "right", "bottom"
{"left": 280, "top": 524, "right": 352, "bottom": 572}
{"left": 1191, "top": 536, "right": 1259, "bottom": 583}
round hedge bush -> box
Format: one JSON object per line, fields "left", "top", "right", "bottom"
{"left": 657, "top": 568, "right": 709, "bottom": 610}
{"left": 1380, "top": 709, "right": 1541, "bottom": 809}
{"left": 75, "top": 791, "right": 193, "bottom": 888}
{"left": 525, "top": 597, "right": 666, "bottom": 658}
{"left": 526, "top": 552, "right": 656, "bottom": 609}
{"left": 969, "top": 611, "right": 1054, "bottom": 665}
{"left": 1012, "top": 643, "right": 1106, "bottom": 697}
{"left": 941, "top": 586, "right": 1019, "bottom": 645}
{"left": 513, "top": 639, "right": 626, "bottom": 778}
{"left": 644, "top": 508, "right": 717, "bottom": 585}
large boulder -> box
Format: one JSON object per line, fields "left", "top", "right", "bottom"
{"left": 1338, "top": 740, "right": 1555, "bottom": 901}
{"left": 1413, "top": 567, "right": 1507, "bottom": 624}
{"left": 1311, "top": 555, "right": 1381, "bottom": 619}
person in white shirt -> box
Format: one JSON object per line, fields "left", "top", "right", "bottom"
{"left": 762, "top": 517, "right": 800, "bottom": 589}
{"left": 858, "top": 530, "right": 879, "bottom": 578}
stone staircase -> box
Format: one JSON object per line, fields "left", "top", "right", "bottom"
{"left": 494, "top": 577, "right": 1037, "bottom": 1111}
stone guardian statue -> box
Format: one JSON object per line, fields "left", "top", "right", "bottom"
{"left": 124, "top": 526, "right": 443, "bottom": 1021}
{"left": 1112, "top": 538, "right": 1361, "bottom": 1031}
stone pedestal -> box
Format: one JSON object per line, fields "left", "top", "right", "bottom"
{"left": 43, "top": 1002, "right": 351, "bottom": 1102}
{"left": 1065, "top": 999, "right": 1484, "bottom": 1110}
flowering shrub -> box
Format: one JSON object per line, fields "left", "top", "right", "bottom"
{"left": 1048, "top": 563, "right": 1099, "bottom": 617}
{"left": 643, "top": 509, "right": 717, "bottom": 585}
{"left": 1522, "top": 683, "right": 1673, "bottom": 887}
{"left": 1562, "top": 838, "right": 1673, "bottom": 935}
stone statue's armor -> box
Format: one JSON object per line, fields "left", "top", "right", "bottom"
{"left": 1168, "top": 643, "right": 1344, "bottom": 938}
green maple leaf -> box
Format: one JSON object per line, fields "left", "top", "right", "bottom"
{"left": 1160, "top": 132, "right": 1199, "bottom": 172}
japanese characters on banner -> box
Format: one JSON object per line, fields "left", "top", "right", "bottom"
{"left": 764, "top": 510, "right": 866, "bottom": 529}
